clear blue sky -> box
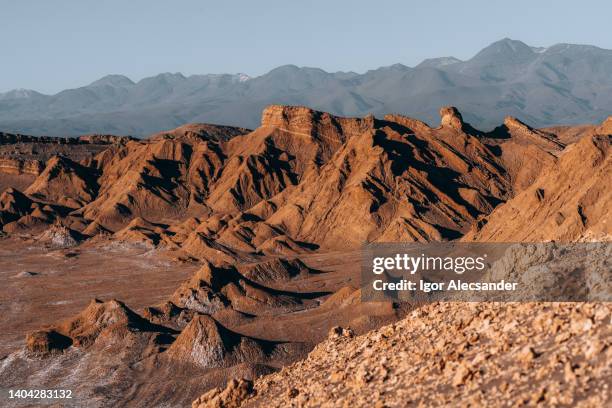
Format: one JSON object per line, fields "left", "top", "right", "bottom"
{"left": 2, "top": 0, "right": 611, "bottom": 94}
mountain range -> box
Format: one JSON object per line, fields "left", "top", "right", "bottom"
{"left": 0, "top": 102, "right": 610, "bottom": 406}
{"left": 2, "top": 38, "right": 612, "bottom": 137}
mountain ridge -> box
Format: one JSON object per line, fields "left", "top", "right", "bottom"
{"left": 1, "top": 39, "right": 611, "bottom": 137}
{"left": 0, "top": 104, "right": 610, "bottom": 407}
{"left": 3, "top": 104, "right": 605, "bottom": 250}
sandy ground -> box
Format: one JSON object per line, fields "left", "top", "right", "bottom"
{"left": 0, "top": 236, "right": 199, "bottom": 357}
{"left": 0, "top": 241, "right": 404, "bottom": 407}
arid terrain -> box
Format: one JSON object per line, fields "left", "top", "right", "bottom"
{"left": 0, "top": 105, "right": 609, "bottom": 407}
{"left": 0, "top": 238, "right": 199, "bottom": 356}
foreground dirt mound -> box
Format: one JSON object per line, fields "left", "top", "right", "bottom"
{"left": 170, "top": 261, "right": 321, "bottom": 316}
{"left": 166, "top": 315, "right": 266, "bottom": 368}
{"left": 193, "top": 378, "right": 254, "bottom": 408}
{"left": 25, "top": 299, "right": 174, "bottom": 355}
{"left": 237, "top": 258, "right": 315, "bottom": 283}
{"left": 235, "top": 302, "right": 611, "bottom": 407}
{"left": 36, "top": 224, "right": 82, "bottom": 247}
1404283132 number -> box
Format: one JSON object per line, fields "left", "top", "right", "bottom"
{"left": 8, "top": 389, "right": 73, "bottom": 399}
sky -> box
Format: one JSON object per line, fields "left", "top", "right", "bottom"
{"left": 2, "top": 0, "right": 612, "bottom": 94}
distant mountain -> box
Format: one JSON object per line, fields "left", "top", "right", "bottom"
{"left": 415, "top": 56, "right": 462, "bottom": 69}
{"left": 1, "top": 38, "right": 611, "bottom": 137}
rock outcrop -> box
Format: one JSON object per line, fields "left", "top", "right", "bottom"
{"left": 25, "top": 155, "right": 99, "bottom": 207}
{"left": 0, "top": 104, "right": 598, "bottom": 249}
{"left": 192, "top": 379, "right": 255, "bottom": 408}
{"left": 502, "top": 116, "right": 564, "bottom": 150}
{"left": 439, "top": 106, "right": 467, "bottom": 131}
{"left": 166, "top": 315, "right": 265, "bottom": 368}
{"left": 25, "top": 299, "right": 174, "bottom": 355}
{"left": 464, "top": 133, "right": 611, "bottom": 242}
{"left": 596, "top": 116, "right": 612, "bottom": 135}
{"left": 242, "top": 302, "right": 611, "bottom": 407}
{"left": 0, "top": 158, "right": 44, "bottom": 176}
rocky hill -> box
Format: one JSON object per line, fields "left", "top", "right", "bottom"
{"left": 0, "top": 104, "right": 576, "bottom": 249}
{"left": 0, "top": 105, "right": 609, "bottom": 407}
{"left": 464, "top": 132, "right": 611, "bottom": 242}
{"left": 226, "top": 302, "right": 610, "bottom": 407}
